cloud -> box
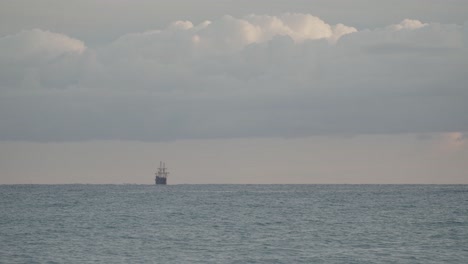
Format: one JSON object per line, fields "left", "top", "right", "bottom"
{"left": 0, "top": 29, "right": 85, "bottom": 60}
{"left": 0, "top": 14, "right": 467, "bottom": 141}
{"left": 198, "top": 13, "right": 357, "bottom": 46}
{"left": 388, "top": 19, "right": 427, "bottom": 31}
{"left": 0, "top": 29, "right": 90, "bottom": 90}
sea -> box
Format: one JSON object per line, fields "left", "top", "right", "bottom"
{"left": 1, "top": 184, "right": 467, "bottom": 263}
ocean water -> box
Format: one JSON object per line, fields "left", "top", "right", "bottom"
{"left": 1, "top": 185, "right": 467, "bottom": 263}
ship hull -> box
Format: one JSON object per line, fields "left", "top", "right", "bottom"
{"left": 155, "top": 176, "right": 167, "bottom": 185}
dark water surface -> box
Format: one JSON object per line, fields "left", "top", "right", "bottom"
{"left": 1, "top": 185, "right": 467, "bottom": 263}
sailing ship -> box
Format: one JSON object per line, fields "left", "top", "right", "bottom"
{"left": 155, "top": 162, "right": 169, "bottom": 185}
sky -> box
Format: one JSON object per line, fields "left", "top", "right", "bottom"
{"left": 1, "top": 0, "right": 467, "bottom": 184}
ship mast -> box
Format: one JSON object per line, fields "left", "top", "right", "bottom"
{"left": 156, "top": 161, "right": 169, "bottom": 178}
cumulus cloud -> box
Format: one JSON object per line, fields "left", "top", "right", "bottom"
{"left": 0, "top": 14, "right": 467, "bottom": 141}
{"left": 105, "top": 13, "right": 355, "bottom": 59}
{"left": 0, "top": 29, "right": 85, "bottom": 60}
{"left": 0, "top": 29, "right": 90, "bottom": 90}
{"left": 388, "top": 19, "right": 428, "bottom": 31}
{"left": 199, "top": 13, "right": 357, "bottom": 46}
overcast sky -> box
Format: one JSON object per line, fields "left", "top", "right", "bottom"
{"left": 1, "top": 0, "right": 467, "bottom": 184}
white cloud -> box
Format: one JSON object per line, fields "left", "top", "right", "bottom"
{"left": 106, "top": 13, "right": 356, "bottom": 57}
{"left": 388, "top": 19, "right": 427, "bottom": 31}
{"left": 0, "top": 29, "right": 85, "bottom": 61}
{"left": 0, "top": 14, "right": 467, "bottom": 141}
{"left": 0, "top": 29, "right": 89, "bottom": 90}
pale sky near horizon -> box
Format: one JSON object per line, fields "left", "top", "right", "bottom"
{"left": 1, "top": 0, "right": 467, "bottom": 184}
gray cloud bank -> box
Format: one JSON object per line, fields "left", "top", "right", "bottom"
{"left": 1, "top": 14, "right": 467, "bottom": 141}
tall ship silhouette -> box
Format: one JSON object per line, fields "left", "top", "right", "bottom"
{"left": 155, "top": 162, "right": 169, "bottom": 185}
